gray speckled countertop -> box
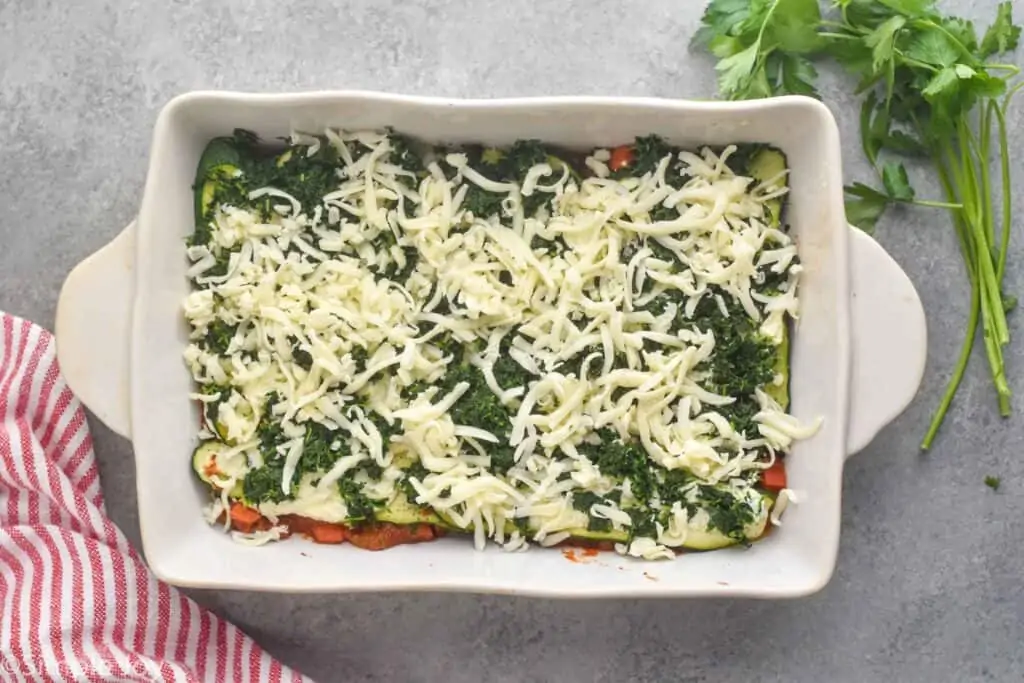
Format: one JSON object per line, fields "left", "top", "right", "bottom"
{"left": 2, "top": 1, "right": 1023, "bottom": 681}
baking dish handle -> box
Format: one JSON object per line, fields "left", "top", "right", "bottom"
{"left": 54, "top": 221, "right": 135, "bottom": 439}
{"left": 846, "top": 226, "right": 927, "bottom": 456}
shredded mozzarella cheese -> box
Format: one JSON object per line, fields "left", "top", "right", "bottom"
{"left": 184, "top": 130, "right": 820, "bottom": 555}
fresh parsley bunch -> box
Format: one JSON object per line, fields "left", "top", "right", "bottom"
{"left": 694, "top": 0, "right": 1021, "bottom": 447}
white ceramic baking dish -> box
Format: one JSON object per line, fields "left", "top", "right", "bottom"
{"left": 54, "top": 91, "right": 926, "bottom": 598}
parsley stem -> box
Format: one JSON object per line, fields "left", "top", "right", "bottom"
{"left": 818, "top": 31, "right": 860, "bottom": 41}
{"left": 923, "top": 105, "right": 1016, "bottom": 446}
{"left": 986, "top": 64, "right": 1021, "bottom": 75}
{"left": 907, "top": 199, "right": 962, "bottom": 209}
{"left": 940, "top": 142, "right": 979, "bottom": 289}
{"left": 898, "top": 55, "right": 940, "bottom": 73}
{"left": 992, "top": 100, "right": 1013, "bottom": 283}
{"left": 912, "top": 19, "right": 975, "bottom": 62}
{"left": 753, "top": 0, "right": 781, "bottom": 51}
{"left": 922, "top": 151, "right": 982, "bottom": 449}
{"left": 938, "top": 151, "right": 978, "bottom": 280}
{"left": 972, "top": 108, "right": 995, "bottom": 248}
{"left": 953, "top": 116, "right": 1011, "bottom": 402}
{"left": 921, "top": 282, "right": 978, "bottom": 450}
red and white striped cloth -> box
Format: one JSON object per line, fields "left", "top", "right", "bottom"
{"left": 0, "top": 313, "right": 313, "bottom": 682}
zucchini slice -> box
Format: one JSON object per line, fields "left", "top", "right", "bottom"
{"left": 744, "top": 147, "right": 788, "bottom": 226}
{"left": 376, "top": 490, "right": 446, "bottom": 527}
{"left": 565, "top": 490, "right": 771, "bottom": 551}
{"left": 766, "top": 326, "right": 790, "bottom": 410}
{"left": 192, "top": 440, "right": 243, "bottom": 497}
{"left": 193, "top": 138, "right": 243, "bottom": 224}
{"left": 564, "top": 523, "right": 747, "bottom": 551}
{"left": 746, "top": 145, "right": 791, "bottom": 412}
{"left": 192, "top": 440, "right": 221, "bottom": 485}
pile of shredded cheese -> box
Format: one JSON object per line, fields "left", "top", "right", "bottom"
{"left": 183, "top": 129, "right": 820, "bottom": 557}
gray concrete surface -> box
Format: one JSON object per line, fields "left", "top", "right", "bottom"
{"left": 1, "top": 1, "right": 1022, "bottom": 681}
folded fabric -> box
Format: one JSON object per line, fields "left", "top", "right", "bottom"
{"left": 0, "top": 313, "right": 312, "bottom": 682}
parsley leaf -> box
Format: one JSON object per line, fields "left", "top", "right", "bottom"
{"left": 695, "top": 0, "right": 824, "bottom": 100}
{"left": 859, "top": 91, "right": 887, "bottom": 167}
{"left": 881, "top": 162, "right": 915, "bottom": 201}
{"left": 883, "top": 130, "right": 927, "bottom": 156}
{"left": 904, "top": 28, "right": 962, "bottom": 68}
{"left": 715, "top": 43, "right": 762, "bottom": 97}
{"left": 772, "top": 52, "right": 819, "bottom": 97}
{"left": 844, "top": 186, "right": 889, "bottom": 234}
{"left": 865, "top": 15, "right": 907, "bottom": 73}
{"left": 843, "top": 167, "right": 913, "bottom": 233}
{"left": 984, "top": 475, "right": 1001, "bottom": 491}
{"left": 762, "top": 0, "right": 823, "bottom": 54}
{"left": 878, "top": 0, "right": 934, "bottom": 17}
{"left": 941, "top": 17, "right": 978, "bottom": 54}
{"left": 692, "top": 0, "right": 752, "bottom": 49}
{"left": 920, "top": 64, "right": 957, "bottom": 99}
{"left": 980, "top": 2, "right": 1021, "bottom": 57}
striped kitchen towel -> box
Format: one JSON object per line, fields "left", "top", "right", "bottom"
{"left": 0, "top": 313, "right": 312, "bottom": 682}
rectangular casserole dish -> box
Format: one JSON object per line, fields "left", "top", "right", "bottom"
{"left": 54, "top": 92, "right": 926, "bottom": 597}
